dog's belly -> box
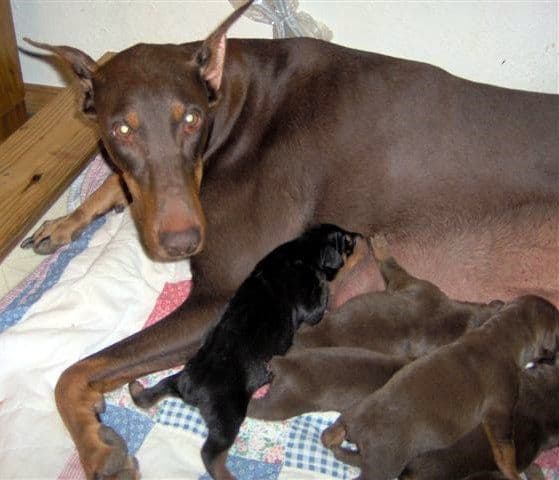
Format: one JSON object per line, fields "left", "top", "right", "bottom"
{"left": 370, "top": 201, "right": 558, "bottom": 307}
{"left": 197, "top": 172, "right": 557, "bottom": 308}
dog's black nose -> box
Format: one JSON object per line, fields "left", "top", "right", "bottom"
{"left": 160, "top": 228, "right": 201, "bottom": 257}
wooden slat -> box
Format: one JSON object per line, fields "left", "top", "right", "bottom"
{"left": 0, "top": 52, "right": 113, "bottom": 262}
{"left": 25, "top": 83, "right": 64, "bottom": 117}
{"left": 0, "top": 0, "right": 27, "bottom": 140}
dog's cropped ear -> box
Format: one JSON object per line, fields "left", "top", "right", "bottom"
{"left": 195, "top": 0, "right": 253, "bottom": 101}
{"left": 24, "top": 38, "right": 98, "bottom": 119}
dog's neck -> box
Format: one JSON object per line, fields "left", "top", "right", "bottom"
{"left": 202, "top": 38, "right": 324, "bottom": 171}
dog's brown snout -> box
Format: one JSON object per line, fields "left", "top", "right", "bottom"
{"left": 159, "top": 227, "right": 202, "bottom": 257}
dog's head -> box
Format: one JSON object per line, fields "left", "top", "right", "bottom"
{"left": 303, "top": 224, "right": 361, "bottom": 281}
{"left": 25, "top": 1, "right": 253, "bottom": 261}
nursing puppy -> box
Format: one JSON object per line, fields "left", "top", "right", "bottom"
{"left": 248, "top": 347, "right": 407, "bottom": 420}
{"left": 251, "top": 235, "right": 503, "bottom": 422}
{"left": 321, "top": 295, "right": 559, "bottom": 480}
{"left": 129, "top": 224, "right": 361, "bottom": 480}
{"left": 293, "top": 235, "right": 504, "bottom": 358}
{"left": 402, "top": 359, "right": 559, "bottom": 480}
{"left": 248, "top": 350, "right": 550, "bottom": 480}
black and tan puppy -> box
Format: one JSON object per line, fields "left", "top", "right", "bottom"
{"left": 248, "top": 347, "right": 408, "bottom": 420}
{"left": 129, "top": 223, "right": 361, "bottom": 480}
{"left": 293, "top": 236, "right": 505, "bottom": 358}
{"left": 402, "top": 359, "right": 559, "bottom": 480}
{"left": 321, "top": 295, "right": 559, "bottom": 480}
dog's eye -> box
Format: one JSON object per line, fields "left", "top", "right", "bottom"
{"left": 112, "top": 122, "right": 133, "bottom": 139}
{"left": 183, "top": 111, "right": 201, "bottom": 131}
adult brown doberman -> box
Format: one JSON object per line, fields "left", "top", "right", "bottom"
{"left": 23, "top": 1, "right": 558, "bottom": 478}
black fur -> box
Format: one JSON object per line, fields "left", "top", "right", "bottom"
{"left": 130, "top": 223, "right": 359, "bottom": 478}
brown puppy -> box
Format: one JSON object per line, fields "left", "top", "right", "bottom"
{"left": 294, "top": 236, "right": 505, "bottom": 357}
{"left": 321, "top": 295, "right": 559, "bottom": 480}
{"left": 248, "top": 347, "right": 407, "bottom": 420}
{"left": 402, "top": 360, "right": 559, "bottom": 480}
{"left": 248, "top": 349, "right": 551, "bottom": 480}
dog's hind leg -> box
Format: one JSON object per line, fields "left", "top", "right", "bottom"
{"left": 201, "top": 400, "right": 246, "bottom": 480}
{"left": 128, "top": 372, "right": 182, "bottom": 408}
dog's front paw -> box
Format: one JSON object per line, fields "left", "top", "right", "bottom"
{"left": 20, "top": 214, "right": 85, "bottom": 254}
{"left": 92, "top": 425, "right": 140, "bottom": 480}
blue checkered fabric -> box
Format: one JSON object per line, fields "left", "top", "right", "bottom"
{"left": 199, "top": 455, "right": 282, "bottom": 480}
{"left": 284, "top": 413, "right": 358, "bottom": 479}
{"left": 153, "top": 398, "right": 362, "bottom": 479}
{"left": 100, "top": 404, "right": 154, "bottom": 455}
{"left": 155, "top": 398, "right": 208, "bottom": 437}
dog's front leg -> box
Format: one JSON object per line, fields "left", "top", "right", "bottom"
{"left": 482, "top": 410, "right": 522, "bottom": 480}
{"left": 21, "top": 173, "right": 128, "bottom": 254}
{"left": 55, "top": 292, "right": 226, "bottom": 479}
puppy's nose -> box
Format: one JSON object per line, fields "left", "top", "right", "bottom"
{"left": 159, "top": 227, "right": 201, "bottom": 257}
{"left": 345, "top": 234, "right": 357, "bottom": 254}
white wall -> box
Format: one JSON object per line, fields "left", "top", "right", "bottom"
{"left": 11, "top": 0, "right": 558, "bottom": 94}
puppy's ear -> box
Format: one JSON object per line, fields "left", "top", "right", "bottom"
{"left": 488, "top": 299, "right": 505, "bottom": 309}
{"left": 24, "top": 38, "right": 98, "bottom": 119}
{"left": 195, "top": 0, "right": 253, "bottom": 102}
{"left": 320, "top": 245, "right": 344, "bottom": 275}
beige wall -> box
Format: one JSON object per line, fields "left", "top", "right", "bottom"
{"left": 12, "top": 0, "right": 558, "bottom": 93}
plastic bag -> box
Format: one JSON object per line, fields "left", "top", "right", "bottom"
{"left": 229, "top": 0, "right": 333, "bottom": 40}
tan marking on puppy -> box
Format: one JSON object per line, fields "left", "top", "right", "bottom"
{"left": 483, "top": 423, "right": 522, "bottom": 480}
{"left": 328, "top": 235, "right": 379, "bottom": 308}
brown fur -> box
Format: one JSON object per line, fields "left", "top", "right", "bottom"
{"left": 321, "top": 296, "right": 559, "bottom": 480}
{"left": 293, "top": 236, "right": 505, "bottom": 357}
{"left": 247, "top": 347, "right": 407, "bottom": 420}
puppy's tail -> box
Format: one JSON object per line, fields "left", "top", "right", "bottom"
{"left": 129, "top": 372, "right": 182, "bottom": 409}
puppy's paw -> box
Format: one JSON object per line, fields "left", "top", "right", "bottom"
{"left": 321, "top": 420, "right": 347, "bottom": 449}
{"left": 128, "top": 381, "right": 154, "bottom": 409}
{"left": 369, "top": 234, "right": 391, "bottom": 261}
